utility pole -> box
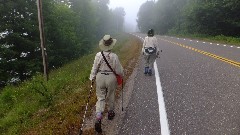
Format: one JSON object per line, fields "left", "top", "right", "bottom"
{"left": 37, "top": 0, "right": 48, "bottom": 81}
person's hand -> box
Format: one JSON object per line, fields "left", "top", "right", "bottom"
{"left": 156, "top": 51, "right": 160, "bottom": 58}
{"left": 91, "top": 76, "right": 96, "bottom": 82}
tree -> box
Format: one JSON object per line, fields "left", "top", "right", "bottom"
{"left": 137, "top": 1, "right": 155, "bottom": 33}
{"left": 91, "top": 0, "right": 112, "bottom": 37}
{"left": 0, "top": 0, "right": 41, "bottom": 87}
{"left": 0, "top": 0, "right": 127, "bottom": 88}
{"left": 137, "top": 0, "right": 240, "bottom": 36}
{"left": 111, "top": 7, "right": 126, "bottom": 33}
{"left": 43, "top": 2, "right": 81, "bottom": 68}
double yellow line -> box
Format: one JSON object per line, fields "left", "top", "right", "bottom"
{"left": 160, "top": 39, "right": 240, "bottom": 68}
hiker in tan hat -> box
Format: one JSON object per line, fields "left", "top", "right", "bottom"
{"left": 142, "top": 29, "right": 160, "bottom": 75}
{"left": 89, "top": 35, "right": 124, "bottom": 133}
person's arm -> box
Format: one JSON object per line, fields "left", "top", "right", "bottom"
{"left": 89, "top": 53, "right": 100, "bottom": 81}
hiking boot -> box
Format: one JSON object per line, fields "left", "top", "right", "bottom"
{"left": 95, "top": 119, "right": 102, "bottom": 133}
{"left": 148, "top": 68, "right": 152, "bottom": 76}
{"left": 108, "top": 110, "right": 115, "bottom": 120}
{"left": 144, "top": 67, "right": 149, "bottom": 74}
{"left": 95, "top": 112, "right": 102, "bottom": 133}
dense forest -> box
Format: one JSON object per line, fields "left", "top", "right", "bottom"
{"left": 137, "top": 0, "right": 240, "bottom": 36}
{"left": 0, "top": 0, "right": 125, "bottom": 88}
{"left": 1, "top": 0, "right": 240, "bottom": 88}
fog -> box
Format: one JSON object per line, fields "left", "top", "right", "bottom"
{"left": 109, "top": 0, "right": 148, "bottom": 32}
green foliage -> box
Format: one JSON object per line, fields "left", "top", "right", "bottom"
{"left": 0, "top": 33, "right": 133, "bottom": 134}
{"left": 44, "top": 3, "right": 81, "bottom": 68}
{"left": 0, "top": 53, "right": 94, "bottom": 134}
{"left": 137, "top": 0, "right": 240, "bottom": 37}
{"left": 171, "top": 33, "right": 240, "bottom": 46}
{"left": 0, "top": 0, "right": 127, "bottom": 133}
{"left": 0, "top": 0, "right": 126, "bottom": 88}
{"left": 136, "top": 1, "right": 155, "bottom": 33}
{"left": 0, "top": 0, "right": 41, "bottom": 87}
{"left": 202, "top": 35, "right": 240, "bottom": 46}
{"left": 111, "top": 7, "right": 126, "bottom": 34}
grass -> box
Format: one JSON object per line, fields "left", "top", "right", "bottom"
{"left": 169, "top": 33, "right": 240, "bottom": 46}
{"left": 0, "top": 33, "right": 142, "bottom": 135}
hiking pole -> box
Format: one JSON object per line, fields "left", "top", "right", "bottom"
{"left": 121, "top": 78, "right": 124, "bottom": 111}
{"left": 79, "top": 80, "right": 94, "bottom": 135}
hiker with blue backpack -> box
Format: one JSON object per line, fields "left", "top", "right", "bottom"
{"left": 89, "top": 35, "right": 124, "bottom": 133}
{"left": 142, "top": 29, "right": 160, "bottom": 75}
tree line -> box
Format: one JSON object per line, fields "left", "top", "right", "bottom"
{"left": 137, "top": 0, "right": 240, "bottom": 36}
{"left": 0, "top": 0, "right": 125, "bottom": 88}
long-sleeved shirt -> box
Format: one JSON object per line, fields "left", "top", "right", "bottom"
{"left": 89, "top": 51, "right": 124, "bottom": 80}
{"left": 142, "top": 36, "right": 159, "bottom": 55}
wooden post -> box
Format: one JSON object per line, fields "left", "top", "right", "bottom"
{"left": 37, "top": 0, "right": 48, "bottom": 81}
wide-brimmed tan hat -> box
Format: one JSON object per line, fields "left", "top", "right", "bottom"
{"left": 99, "top": 35, "right": 117, "bottom": 51}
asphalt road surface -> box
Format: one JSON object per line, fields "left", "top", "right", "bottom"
{"left": 117, "top": 33, "right": 240, "bottom": 135}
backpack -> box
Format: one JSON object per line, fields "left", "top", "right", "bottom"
{"left": 145, "top": 47, "right": 156, "bottom": 54}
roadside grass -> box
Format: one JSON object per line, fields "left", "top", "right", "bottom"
{"left": 0, "top": 34, "right": 142, "bottom": 135}
{"left": 170, "top": 34, "right": 240, "bottom": 46}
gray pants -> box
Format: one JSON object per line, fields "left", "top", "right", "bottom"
{"left": 144, "top": 54, "right": 157, "bottom": 69}
{"left": 95, "top": 72, "right": 117, "bottom": 113}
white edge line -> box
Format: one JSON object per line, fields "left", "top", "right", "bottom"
{"left": 154, "top": 61, "right": 170, "bottom": 135}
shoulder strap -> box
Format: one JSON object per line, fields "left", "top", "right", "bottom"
{"left": 101, "top": 51, "right": 117, "bottom": 76}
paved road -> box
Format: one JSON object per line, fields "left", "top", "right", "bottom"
{"left": 117, "top": 34, "right": 240, "bottom": 135}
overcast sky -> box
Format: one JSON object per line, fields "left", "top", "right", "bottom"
{"left": 109, "top": 0, "right": 148, "bottom": 32}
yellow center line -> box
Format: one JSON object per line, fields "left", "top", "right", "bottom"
{"left": 161, "top": 39, "right": 240, "bottom": 68}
